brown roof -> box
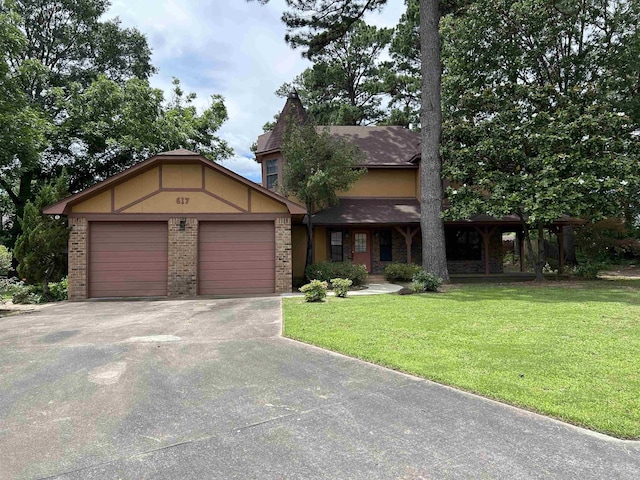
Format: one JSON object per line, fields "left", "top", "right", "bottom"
{"left": 44, "top": 149, "right": 306, "bottom": 215}
{"left": 310, "top": 198, "right": 584, "bottom": 226}
{"left": 311, "top": 198, "right": 421, "bottom": 225}
{"left": 259, "top": 91, "right": 308, "bottom": 155}
{"left": 257, "top": 125, "right": 420, "bottom": 167}
{"left": 256, "top": 93, "right": 420, "bottom": 166}
{"left": 325, "top": 126, "right": 420, "bottom": 167}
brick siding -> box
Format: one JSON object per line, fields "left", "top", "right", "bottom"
{"left": 68, "top": 217, "right": 87, "bottom": 301}
{"left": 168, "top": 217, "right": 198, "bottom": 296}
{"left": 275, "top": 217, "right": 292, "bottom": 293}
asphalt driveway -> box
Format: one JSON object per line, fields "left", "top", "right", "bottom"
{"left": 0, "top": 298, "right": 638, "bottom": 479}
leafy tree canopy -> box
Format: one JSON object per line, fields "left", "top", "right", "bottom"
{"left": 440, "top": 0, "right": 640, "bottom": 278}
{"left": 276, "top": 20, "right": 392, "bottom": 125}
{"left": 281, "top": 117, "right": 365, "bottom": 267}
{"left": 0, "top": 0, "right": 232, "bottom": 247}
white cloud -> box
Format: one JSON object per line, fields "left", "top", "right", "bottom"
{"left": 106, "top": 0, "right": 405, "bottom": 180}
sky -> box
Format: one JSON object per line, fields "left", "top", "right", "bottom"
{"left": 107, "top": 0, "right": 405, "bottom": 183}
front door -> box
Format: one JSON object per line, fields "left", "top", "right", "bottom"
{"left": 352, "top": 230, "right": 371, "bottom": 272}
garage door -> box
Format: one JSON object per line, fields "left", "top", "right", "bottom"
{"left": 199, "top": 222, "right": 275, "bottom": 295}
{"left": 89, "top": 222, "right": 168, "bottom": 298}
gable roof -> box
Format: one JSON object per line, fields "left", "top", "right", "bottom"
{"left": 44, "top": 149, "right": 306, "bottom": 215}
{"left": 255, "top": 94, "right": 420, "bottom": 167}
{"left": 257, "top": 125, "right": 420, "bottom": 167}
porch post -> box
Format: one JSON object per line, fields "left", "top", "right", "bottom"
{"left": 476, "top": 226, "right": 496, "bottom": 275}
{"left": 518, "top": 231, "right": 525, "bottom": 272}
{"left": 557, "top": 227, "right": 565, "bottom": 274}
{"left": 394, "top": 226, "right": 420, "bottom": 264}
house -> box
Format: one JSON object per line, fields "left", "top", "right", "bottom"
{"left": 256, "top": 92, "right": 579, "bottom": 284}
{"left": 46, "top": 92, "right": 578, "bottom": 300}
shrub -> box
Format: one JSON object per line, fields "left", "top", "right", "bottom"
{"left": 411, "top": 270, "right": 442, "bottom": 292}
{"left": 0, "top": 245, "right": 11, "bottom": 277}
{"left": 11, "top": 283, "right": 43, "bottom": 304}
{"left": 48, "top": 277, "right": 68, "bottom": 301}
{"left": 575, "top": 218, "right": 640, "bottom": 261}
{"left": 384, "top": 263, "right": 422, "bottom": 282}
{"left": 330, "top": 278, "right": 352, "bottom": 298}
{"left": 305, "top": 261, "right": 368, "bottom": 286}
{"left": 573, "top": 262, "right": 604, "bottom": 280}
{"left": 0, "top": 277, "right": 21, "bottom": 303}
{"left": 299, "top": 280, "right": 328, "bottom": 302}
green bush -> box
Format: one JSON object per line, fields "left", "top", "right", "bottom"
{"left": 0, "top": 246, "right": 11, "bottom": 277}
{"left": 12, "top": 283, "right": 43, "bottom": 304}
{"left": 0, "top": 277, "right": 21, "bottom": 301}
{"left": 49, "top": 277, "right": 68, "bottom": 301}
{"left": 573, "top": 262, "right": 604, "bottom": 280}
{"left": 305, "top": 261, "right": 368, "bottom": 286}
{"left": 412, "top": 270, "right": 442, "bottom": 292}
{"left": 384, "top": 263, "right": 421, "bottom": 282}
{"left": 330, "top": 278, "right": 352, "bottom": 298}
{"left": 299, "top": 280, "right": 328, "bottom": 302}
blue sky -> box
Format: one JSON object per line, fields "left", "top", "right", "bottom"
{"left": 107, "top": 0, "right": 405, "bottom": 183}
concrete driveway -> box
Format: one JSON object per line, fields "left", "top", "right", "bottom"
{"left": 0, "top": 298, "right": 638, "bottom": 479}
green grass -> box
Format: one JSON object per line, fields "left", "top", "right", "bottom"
{"left": 283, "top": 280, "right": 640, "bottom": 439}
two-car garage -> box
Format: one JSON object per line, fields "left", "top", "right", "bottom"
{"left": 45, "top": 150, "right": 301, "bottom": 300}
{"left": 88, "top": 221, "right": 276, "bottom": 298}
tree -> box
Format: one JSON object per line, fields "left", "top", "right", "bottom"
{"left": 52, "top": 76, "right": 232, "bottom": 192}
{"left": 0, "top": 0, "right": 232, "bottom": 247}
{"left": 276, "top": 20, "right": 393, "bottom": 126}
{"left": 440, "top": 0, "right": 640, "bottom": 280}
{"left": 0, "top": 245, "right": 11, "bottom": 276}
{"left": 13, "top": 172, "right": 69, "bottom": 298}
{"left": 251, "top": 0, "right": 451, "bottom": 281}
{"left": 281, "top": 119, "right": 365, "bottom": 269}
{"left": 383, "top": 0, "right": 421, "bottom": 128}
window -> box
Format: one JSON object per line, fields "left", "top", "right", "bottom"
{"left": 379, "top": 230, "right": 392, "bottom": 261}
{"left": 445, "top": 229, "right": 481, "bottom": 261}
{"left": 354, "top": 233, "right": 367, "bottom": 253}
{"left": 330, "top": 231, "right": 343, "bottom": 262}
{"left": 266, "top": 159, "right": 278, "bottom": 189}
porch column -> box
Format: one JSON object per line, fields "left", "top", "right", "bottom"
{"left": 556, "top": 227, "right": 565, "bottom": 274}
{"left": 394, "top": 226, "right": 420, "bottom": 264}
{"left": 517, "top": 231, "right": 525, "bottom": 272}
{"left": 476, "top": 226, "right": 497, "bottom": 275}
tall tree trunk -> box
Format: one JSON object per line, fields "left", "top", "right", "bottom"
{"left": 419, "top": 0, "right": 449, "bottom": 282}
{"left": 518, "top": 214, "right": 544, "bottom": 281}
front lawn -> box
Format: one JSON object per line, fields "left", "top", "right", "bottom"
{"left": 283, "top": 281, "right": 640, "bottom": 439}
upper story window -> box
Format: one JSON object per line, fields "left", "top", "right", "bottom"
{"left": 266, "top": 159, "right": 278, "bottom": 189}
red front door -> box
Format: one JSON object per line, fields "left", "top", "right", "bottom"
{"left": 352, "top": 230, "right": 371, "bottom": 272}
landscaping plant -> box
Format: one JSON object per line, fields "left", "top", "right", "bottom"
{"left": 330, "top": 278, "right": 352, "bottom": 298}
{"left": 384, "top": 263, "right": 421, "bottom": 282}
{"left": 299, "top": 280, "right": 328, "bottom": 302}
{"left": 305, "top": 261, "right": 367, "bottom": 286}
{"left": 412, "top": 270, "right": 442, "bottom": 292}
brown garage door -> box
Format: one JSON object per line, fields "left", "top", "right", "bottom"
{"left": 199, "top": 222, "right": 275, "bottom": 295}
{"left": 89, "top": 222, "right": 168, "bottom": 298}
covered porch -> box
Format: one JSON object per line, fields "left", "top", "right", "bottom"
{"left": 302, "top": 198, "right": 582, "bottom": 277}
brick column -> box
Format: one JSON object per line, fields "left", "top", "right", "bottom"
{"left": 168, "top": 218, "right": 198, "bottom": 296}
{"left": 275, "top": 217, "right": 292, "bottom": 293}
{"left": 68, "top": 217, "right": 87, "bottom": 301}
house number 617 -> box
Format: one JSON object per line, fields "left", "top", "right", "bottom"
{"left": 176, "top": 197, "right": 190, "bottom": 205}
